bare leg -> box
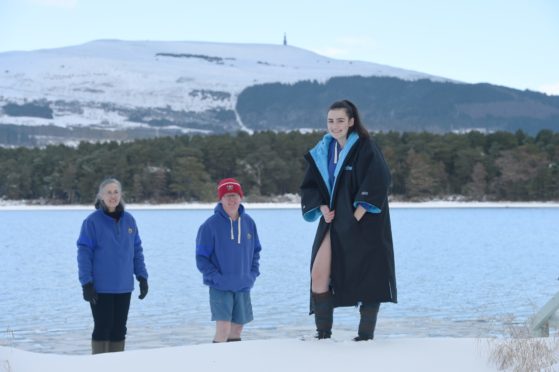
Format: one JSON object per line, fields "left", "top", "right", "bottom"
{"left": 214, "top": 320, "right": 232, "bottom": 343}
{"left": 228, "top": 323, "right": 243, "bottom": 341}
{"left": 311, "top": 230, "right": 332, "bottom": 293}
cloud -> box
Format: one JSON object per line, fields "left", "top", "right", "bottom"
{"left": 27, "top": 0, "right": 77, "bottom": 8}
{"left": 538, "top": 82, "right": 559, "bottom": 96}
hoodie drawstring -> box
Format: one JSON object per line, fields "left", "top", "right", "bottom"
{"left": 229, "top": 216, "right": 241, "bottom": 244}
{"left": 238, "top": 216, "right": 241, "bottom": 244}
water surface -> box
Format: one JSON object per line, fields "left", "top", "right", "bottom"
{"left": 1, "top": 207, "right": 558, "bottom": 354}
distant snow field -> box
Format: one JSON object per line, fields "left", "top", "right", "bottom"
{"left": 0, "top": 39, "right": 447, "bottom": 133}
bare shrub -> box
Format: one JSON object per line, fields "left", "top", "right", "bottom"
{"left": 1, "top": 329, "right": 14, "bottom": 372}
{"left": 487, "top": 322, "right": 559, "bottom": 371}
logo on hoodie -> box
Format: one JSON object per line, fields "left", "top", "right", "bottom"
{"left": 247, "top": 233, "right": 252, "bottom": 240}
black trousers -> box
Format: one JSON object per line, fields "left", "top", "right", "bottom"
{"left": 90, "top": 293, "right": 131, "bottom": 341}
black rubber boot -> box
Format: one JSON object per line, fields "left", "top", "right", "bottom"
{"left": 108, "top": 340, "right": 125, "bottom": 352}
{"left": 312, "top": 291, "right": 333, "bottom": 339}
{"left": 91, "top": 340, "right": 109, "bottom": 354}
{"left": 353, "top": 303, "right": 380, "bottom": 341}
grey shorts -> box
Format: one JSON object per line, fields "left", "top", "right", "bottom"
{"left": 209, "top": 287, "right": 253, "bottom": 325}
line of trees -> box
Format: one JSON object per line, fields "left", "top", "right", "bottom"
{"left": 237, "top": 76, "right": 559, "bottom": 134}
{"left": 0, "top": 129, "right": 557, "bottom": 204}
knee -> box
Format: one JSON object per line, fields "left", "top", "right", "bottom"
{"left": 311, "top": 277, "right": 329, "bottom": 294}
{"left": 311, "top": 267, "right": 330, "bottom": 285}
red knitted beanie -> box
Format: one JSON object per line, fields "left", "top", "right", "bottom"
{"left": 217, "top": 178, "right": 244, "bottom": 200}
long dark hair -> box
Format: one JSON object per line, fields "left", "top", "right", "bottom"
{"left": 329, "top": 100, "right": 370, "bottom": 139}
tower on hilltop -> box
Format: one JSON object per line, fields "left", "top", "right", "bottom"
{"left": 283, "top": 33, "right": 287, "bottom": 46}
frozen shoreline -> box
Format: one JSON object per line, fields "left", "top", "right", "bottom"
{"left": 0, "top": 200, "right": 558, "bottom": 211}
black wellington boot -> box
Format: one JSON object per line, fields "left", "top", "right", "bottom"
{"left": 108, "top": 340, "right": 125, "bottom": 352}
{"left": 91, "top": 340, "right": 109, "bottom": 354}
{"left": 312, "top": 291, "right": 333, "bottom": 339}
{"left": 353, "top": 303, "right": 380, "bottom": 341}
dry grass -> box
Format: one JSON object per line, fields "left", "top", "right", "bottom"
{"left": 1, "top": 329, "right": 13, "bottom": 372}
{"left": 487, "top": 322, "right": 559, "bottom": 371}
{"left": 1, "top": 360, "right": 11, "bottom": 372}
{"left": 0, "top": 329, "right": 14, "bottom": 348}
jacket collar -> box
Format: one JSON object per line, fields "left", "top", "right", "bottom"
{"left": 309, "top": 132, "right": 359, "bottom": 202}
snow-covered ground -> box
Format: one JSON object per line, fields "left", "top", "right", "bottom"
{"left": 0, "top": 200, "right": 558, "bottom": 211}
{"left": 0, "top": 40, "right": 445, "bottom": 110}
{"left": 0, "top": 39, "right": 449, "bottom": 133}
{"left": 0, "top": 337, "right": 502, "bottom": 372}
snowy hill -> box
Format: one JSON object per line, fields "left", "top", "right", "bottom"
{"left": 0, "top": 39, "right": 446, "bottom": 145}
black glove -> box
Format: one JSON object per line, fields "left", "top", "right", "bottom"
{"left": 82, "top": 282, "right": 98, "bottom": 305}
{"left": 138, "top": 277, "right": 148, "bottom": 300}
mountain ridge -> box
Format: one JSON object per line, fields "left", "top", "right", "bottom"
{"left": 0, "top": 39, "right": 557, "bottom": 146}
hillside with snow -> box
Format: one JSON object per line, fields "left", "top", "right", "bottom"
{"left": 1, "top": 39, "right": 557, "bottom": 146}
{"left": 0, "top": 39, "right": 445, "bottom": 145}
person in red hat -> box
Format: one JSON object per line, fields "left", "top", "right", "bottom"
{"left": 195, "top": 178, "right": 262, "bottom": 343}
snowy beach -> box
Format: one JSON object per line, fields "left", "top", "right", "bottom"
{"left": 1, "top": 200, "right": 559, "bottom": 210}
{"left": 1, "top": 337, "right": 503, "bottom": 372}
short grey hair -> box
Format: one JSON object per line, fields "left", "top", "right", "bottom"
{"left": 94, "top": 178, "right": 125, "bottom": 210}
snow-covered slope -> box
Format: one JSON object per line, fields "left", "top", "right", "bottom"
{"left": 0, "top": 39, "right": 447, "bottom": 138}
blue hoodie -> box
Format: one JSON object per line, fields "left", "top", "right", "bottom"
{"left": 196, "top": 203, "right": 261, "bottom": 292}
{"left": 77, "top": 209, "right": 148, "bottom": 293}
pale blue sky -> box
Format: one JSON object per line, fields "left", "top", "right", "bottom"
{"left": 1, "top": 0, "right": 558, "bottom": 94}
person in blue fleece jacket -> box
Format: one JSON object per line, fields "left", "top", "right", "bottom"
{"left": 77, "top": 178, "right": 149, "bottom": 354}
{"left": 196, "top": 178, "right": 261, "bottom": 343}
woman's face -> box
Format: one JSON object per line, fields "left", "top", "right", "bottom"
{"left": 101, "top": 183, "right": 121, "bottom": 212}
{"left": 327, "top": 109, "right": 354, "bottom": 144}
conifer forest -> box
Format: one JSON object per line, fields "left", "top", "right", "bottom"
{"left": 0, "top": 129, "right": 558, "bottom": 203}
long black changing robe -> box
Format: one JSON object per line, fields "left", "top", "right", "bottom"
{"left": 301, "top": 133, "right": 397, "bottom": 312}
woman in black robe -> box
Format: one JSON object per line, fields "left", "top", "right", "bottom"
{"left": 300, "top": 100, "right": 397, "bottom": 340}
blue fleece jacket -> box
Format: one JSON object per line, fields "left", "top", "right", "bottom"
{"left": 196, "top": 203, "right": 261, "bottom": 292}
{"left": 77, "top": 209, "right": 148, "bottom": 293}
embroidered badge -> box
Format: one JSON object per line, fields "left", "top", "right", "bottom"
{"left": 227, "top": 184, "right": 234, "bottom": 191}
{"left": 128, "top": 227, "right": 134, "bottom": 234}
{"left": 247, "top": 233, "right": 252, "bottom": 240}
